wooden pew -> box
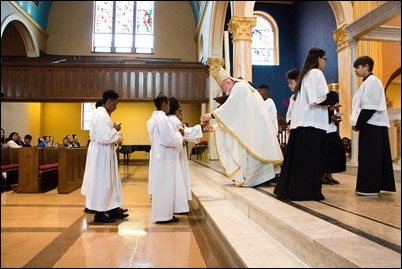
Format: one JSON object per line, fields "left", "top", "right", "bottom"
{"left": 16, "top": 147, "right": 59, "bottom": 193}
{"left": 57, "top": 147, "right": 87, "bottom": 194}
{"left": 1, "top": 148, "right": 20, "bottom": 191}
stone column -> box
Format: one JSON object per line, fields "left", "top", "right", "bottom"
{"left": 347, "top": 37, "right": 359, "bottom": 165}
{"left": 333, "top": 26, "right": 352, "bottom": 140}
{"left": 227, "top": 16, "right": 256, "bottom": 82}
{"left": 206, "top": 58, "right": 225, "bottom": 160}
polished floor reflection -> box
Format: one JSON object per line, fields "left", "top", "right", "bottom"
{"left": 1, "top": 161, "right": 208, "bottom": 268}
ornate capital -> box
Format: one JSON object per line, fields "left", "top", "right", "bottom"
{"left": 333, "top": 26, "right": 348, "bottom": 51}
{"left": 207, "top": 58, "right": 225, "bottom": 80}
{"left": 227, "top": 16, "right": 257, "bottom": 42}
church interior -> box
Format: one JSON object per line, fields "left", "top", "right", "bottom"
{"left": 1, "top": 1, "right": 400, "bottom": 267}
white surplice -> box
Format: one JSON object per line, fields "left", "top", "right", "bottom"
{"left": 263, "top": 97, "right": 279, "bottom": 134}
{"left": 147, "top": 111, "right": 184, "bottom": 222}
{"left": 349, "top": 75, "right": 389, "bottom": 128}
{"left": 213, "top": 80, "right": 283, "bottom": 187}
{"left": 81, "top": 107, "right": 122, "bottom": 212}
{"left": 168, "top": 115, "right": 203, "bottom": 209}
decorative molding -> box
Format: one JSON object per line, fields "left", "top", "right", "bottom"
{"left": 207, "top": 58, "right": 225, "bottom": 80}
{"left": 10, "top": 1, "right": 49, "bottom": 38}
{"left": 360, "top": 26, "right": 401, "bottom": 42}
{"left": 333, "top": 26, "right": 348, "bottom": 51}
{"left": 343, "top": 1, "right": 401, "bottom": 42}
{"left": 227, "top": 16, "right": 257, "bottom": 42}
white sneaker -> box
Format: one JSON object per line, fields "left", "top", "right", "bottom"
{"left": 355, "top": 191, "right": 379, "bottom": 196}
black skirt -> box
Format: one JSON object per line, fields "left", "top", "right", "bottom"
{"left": 274, "top": 127, "right": 327, "bottom": 201}
{"left": 325, "top": 132, "right": 346, "bottom": 173}
{"left": 356, "top": 124, "right": 396, "bottom": 193}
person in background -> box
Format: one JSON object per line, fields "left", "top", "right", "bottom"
{"left": 257, "top": 84, "right": 279, "bottom": 135}
{"left": 6, "top": 132, "right": 22, "bottom": 148}
{"left": 200, "top": 67, "right": 283, "bottom": 187}
{"left": 1, "top": 128, "right": 6, "bottom": 148}
{"left": 21, "top": 134, "right": 32, "bottom": 147}
{"left": 71, "top": 134, "right": 81, "bottom": 148}
{"left": 147, "top": 93, "right": 183, "bottom": 224}
{"left": 81, "top": 89, "right": 128, "bottom": 223}
{"left": 274, "top": 47, "right": 338, "bottom": 201}
{"left": 285, "top": 68, "right": 300, "bottom": 125}
{"left": 350, "top": 55, "right": 396, "bottom": 196}
{"left": 167, "top": 96, "right": 206, "bottom": 215}
{"left": 37, "top": 136, "right": 47, "bottom": 148}
{"left": 61, "top": 137, "right": 72, "bottom": 148}
{"left": 47, "top": 136, "right": 55, "bottom": 147}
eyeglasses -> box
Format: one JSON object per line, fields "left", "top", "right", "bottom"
{"left": 321, "top": 57, "right": 328, "bottom": 61}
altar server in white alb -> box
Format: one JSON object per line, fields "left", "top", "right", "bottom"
{"left": 147, "top": 93, "right": 184, "bottom": 224}
{"left": 81, "top": 89, "right": 127, "bottom": 223}
{"left": 350, "top": 55, "right": 395, "bottom": 196}
{"left": 167, "top": 97, "right": 206, "bottom": 214}
{"left": 200, "top": 67, "right": 283, "bottom": 187}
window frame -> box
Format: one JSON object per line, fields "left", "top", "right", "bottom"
{"left": 92, "top": 1, "right": 154, "bottom": 54}
{"left": 252, "top": 11, "right": 279, "bottom": 66}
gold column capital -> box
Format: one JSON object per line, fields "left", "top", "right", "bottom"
{"left": 333, "top": 26, "right": 348, "bottom": 51}
{"left": 227, "top": 16, "right": 257, "bottom": 42}
{"left": 207, "top": 58, "right": 225, "bottom": 80}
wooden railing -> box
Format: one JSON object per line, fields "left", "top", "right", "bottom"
{"left": 1, "top": 56, "right": 209, "bottom": 102}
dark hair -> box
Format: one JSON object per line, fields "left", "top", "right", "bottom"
{"left": 167, "top": 97, "right": 180, "bottom": 115}
{"left": 102, "top": 89, "right": 119, "bottom": 102}
{"left": 257, "top": 84, "right": 270, "bottom": 92}
{"left": 95, "top": 99, "right": 103, "bottom": 108}
{"left": 286, "top": 68, "right": 300, "bottom": 80}
{"left": 8, "top": 132, "right": 18, "bottom": 140}
{"left": 353, "top": 56, "right": 374, "bottom": 72}
{"left": 294, "top": 47, "right": 326, "bottom": 100}
{"left": 24, "top": 134, "right": 32, "bottom": 140}
{"left": 153, "top": 92, "right": 169, "bottom": 110}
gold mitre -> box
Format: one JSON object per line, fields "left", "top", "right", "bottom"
{"left": 214, "top": 66, "right": 232, "bottom": 86}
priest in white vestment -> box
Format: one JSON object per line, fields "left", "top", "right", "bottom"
{"left": 200, "top": 67, "right": 283, "bottom": 187}
{"left": 81, "top": 90, "right": 124, "bottom": 223}
{"left": 147, "top": 93, "right": 184, "bottom": 223}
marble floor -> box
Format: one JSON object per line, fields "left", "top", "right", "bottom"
{"left": 1, "top": 159, "right": 401, "bottom": 268}
{"left": 1, "top": 161, "right": 212, "bottom": 268}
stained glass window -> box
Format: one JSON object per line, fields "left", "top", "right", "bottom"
{"left": 251, "top": 12, "right": 279, "bottom": 66}
{"left": 93, "top": 1, "right": 154, "bottom": 54}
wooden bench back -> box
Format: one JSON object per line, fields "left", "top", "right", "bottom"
{"left": 1, "top": 148, "right": 11, "bottom": 165}
{"left": 57, "top": 148, "right": 87, "bottom": 194}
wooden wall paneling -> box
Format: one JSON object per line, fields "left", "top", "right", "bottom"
{"left": 1, "top": 60, "right": 209, "bottom": 102}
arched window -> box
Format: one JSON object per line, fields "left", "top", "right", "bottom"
{"left": 92, "top": 1, "right": 154, "bottom": 54}
{"left": 251, "top": 11, "right": 279, "bottom": 66}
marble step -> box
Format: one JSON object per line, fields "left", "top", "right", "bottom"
{"left": 189, "top": 162, "right": 401, "bottom": 268}
{"left": 190, "top": 165, "right": 308, "bottom": 268}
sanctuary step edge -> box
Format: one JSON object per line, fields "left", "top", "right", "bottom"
{"left": 189, "top": 161, "right": 401, "bottom": 268}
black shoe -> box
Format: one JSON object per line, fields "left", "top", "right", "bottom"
{"left": 84, "top": 207, "right": 97, "bottom": 214}
{"left": 94, "top": 212, "right": 116, "bottom": 223}
{"left": 326, "top": 174, "right": 340, "bottom": 184}
{"left": 118, "top": 207, "right": 128, "bottom": 213}
{"left": 322, "top": 175, "right": 334, "bottom": 185}
{"left": 107, "top": 208, "right": 129, "bottom": 219}
{"left": 155, "top": 216, "right": 179, "bottom": 224}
